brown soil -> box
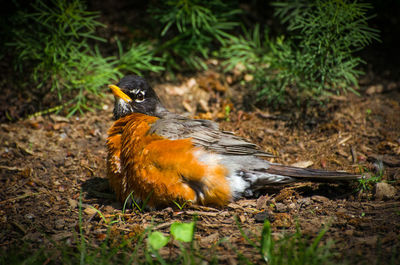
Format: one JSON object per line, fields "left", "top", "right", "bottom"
{"left": 1, "top": 72, "right": 399, "bottom": 264}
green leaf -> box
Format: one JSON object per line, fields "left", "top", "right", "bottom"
{"left": 170, "top": 222, "right": 195, "bottom": 242}
{"left": 148, "top": 231, "right": 169, "bottom": 250}
{"left": 260, "top": 220, "right": 273, "bottom": 262}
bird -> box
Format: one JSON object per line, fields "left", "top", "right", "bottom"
{"left": 106, "top": 75, "right": 360, "bottom": 208}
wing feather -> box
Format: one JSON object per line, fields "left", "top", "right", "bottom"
{"left": 149, "top": 114, "right": 273, "bottom": 157}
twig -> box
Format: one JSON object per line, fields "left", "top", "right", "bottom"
{"left": 82, "top": 165, "right": 95, "bottom": 175}
{"left": 351, "top": 146, "right": 357, "bottom": 163}
{"left": 154, "top": 221, "right": 175, "bottom": 230}
{"left": 11, "top": 221, "right": 27, "bottom": 234}
{"left": 184, "top": 210, "right": 219, "bottom": 217}
{"left": 86, "top": 205, "right": 104, "bottom": 223}
{"left": 116, "top": 227, "right": 133, "bottom": 232}
{"left": 338, "top": 135, "right": 352, "bottom": 145}
{"left": 189, "top": 205, "right": 220, "bottom": 212}
{"left": 196, "top": 223, "right": 232, "bottom": 228}
{"left": 16, "top": 143, "right": 34, "bottom": 155}
{"left": 364, "top": 201, "right": 400, "bottom": 209}
{"left": 26, "top": 105, "right": 64, "bottom": 119}
{"left": 255, "top": 111, "right": 289, "bottom": 121}
{"left": 369, "top": 154, "right": 400, "bottom": 167}
{"left": 0, "top": 192, "right": 41, "bottom": 205}
{"left": 0, "top": 165, "right": 24, "bottom": 171}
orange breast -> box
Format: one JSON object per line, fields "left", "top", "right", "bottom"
{"left": 106, "top": 113, "right": 231, "bottom": 208}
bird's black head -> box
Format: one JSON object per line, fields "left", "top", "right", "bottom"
{"left": 109, "top": 75, "right": 168, "bottom": 120}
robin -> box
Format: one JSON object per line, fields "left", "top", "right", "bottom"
{"left": 107, "top": 75, "right": 359, "bottom": 208}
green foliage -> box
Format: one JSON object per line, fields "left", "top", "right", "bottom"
{"left": 115, "top": 39, "right": 164, "bottom": 75}
{"left": 220, "top": 24, "right": 270, "bottom": 73}
{"left": 260, "top": 220, "right": 274, "bottom": 262}
{"left": 7, "top": 0, "right": 163, "bottom": 116}
{"left": 9, "top": 0, "right": 108, "bottom": 114}
{"left": 122, "top": 190, "right": 154, "bottom": 214}
{"left": 4, "top": 0, "right": 380, "bottom": 116}
{"left": 273, "top": 0, "right": 379, "bottom": 95}
{"left": 357, "top": 164, "right": 383, "bottom": 192}
{"left": 150, "top": 0, "right": 241, "bottom": 71}
{"left": 148, "top": 221, "right": 198, "bottom": 264}
{"left": 238, "top": 220, "right": 338, "bottom": 265}
{"left": 3, "top": 213, "right": 380, "bottom": 265}
{"left": 263, "top": 222, "right": 335, "bottom": 265}
{"left": 88, "top": 206, "right": 119, "bottom": 225}
{"left": 64, "top": 49, "right": 120, "bottom": 116}
{"left": 220, "top": 25, "right": 289, "bottom": 106}
{"left": 147, "top": 222, "right": 197, "bottom": 263}
{"left": 172, "top": 200, "right": 188, "bottom": 210}
{"left": 148, "top": 231, "right": 169, "bottom": 250}
{"left": 0, "top": 246, "right": 48, "bottom": 265}
{"left": 221, "top": 0, "right": 379, "bottom": 106}
{"left": 170, "top": 222, "right": 195, "bottom": 243}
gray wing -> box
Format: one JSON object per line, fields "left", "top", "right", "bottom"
{"left": 149, "top": 114, "right": 273, "bottom": 157}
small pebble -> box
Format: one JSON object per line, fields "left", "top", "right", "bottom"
{"left": 375, "top": 182, "right": 397, "bottom": 200}
{"left": 254, "top": 210, "right": 275, "bottom": 223}
{"left": 275, "top": 203, "right": 288, "bottom": 213}
{"left": 297, "top": 197, "right": 311, "bottom": 207}
{"left": 311, "top": 195, "right": 330, "bottom": 203}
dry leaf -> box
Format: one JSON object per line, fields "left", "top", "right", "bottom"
{"left": 290, "top": 160, "right": 314, "bottom": 168}
{"left": 84, "top": 207, "right": 97, "bottom": 215}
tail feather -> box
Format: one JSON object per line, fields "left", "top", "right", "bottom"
{"left": 264, "top": 164, "right": 360, "bottom": 181}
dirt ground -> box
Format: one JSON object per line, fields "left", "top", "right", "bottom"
{"left": 1, "top": 69, "right": 399, "bottom": 264}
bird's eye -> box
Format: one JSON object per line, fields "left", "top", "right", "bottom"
{"left": 135, "top": 91, "right": 145, "bottom": 103}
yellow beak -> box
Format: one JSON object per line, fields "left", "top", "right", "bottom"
{"left": 108, "top": 84, "right": 132, "bottom": 103}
